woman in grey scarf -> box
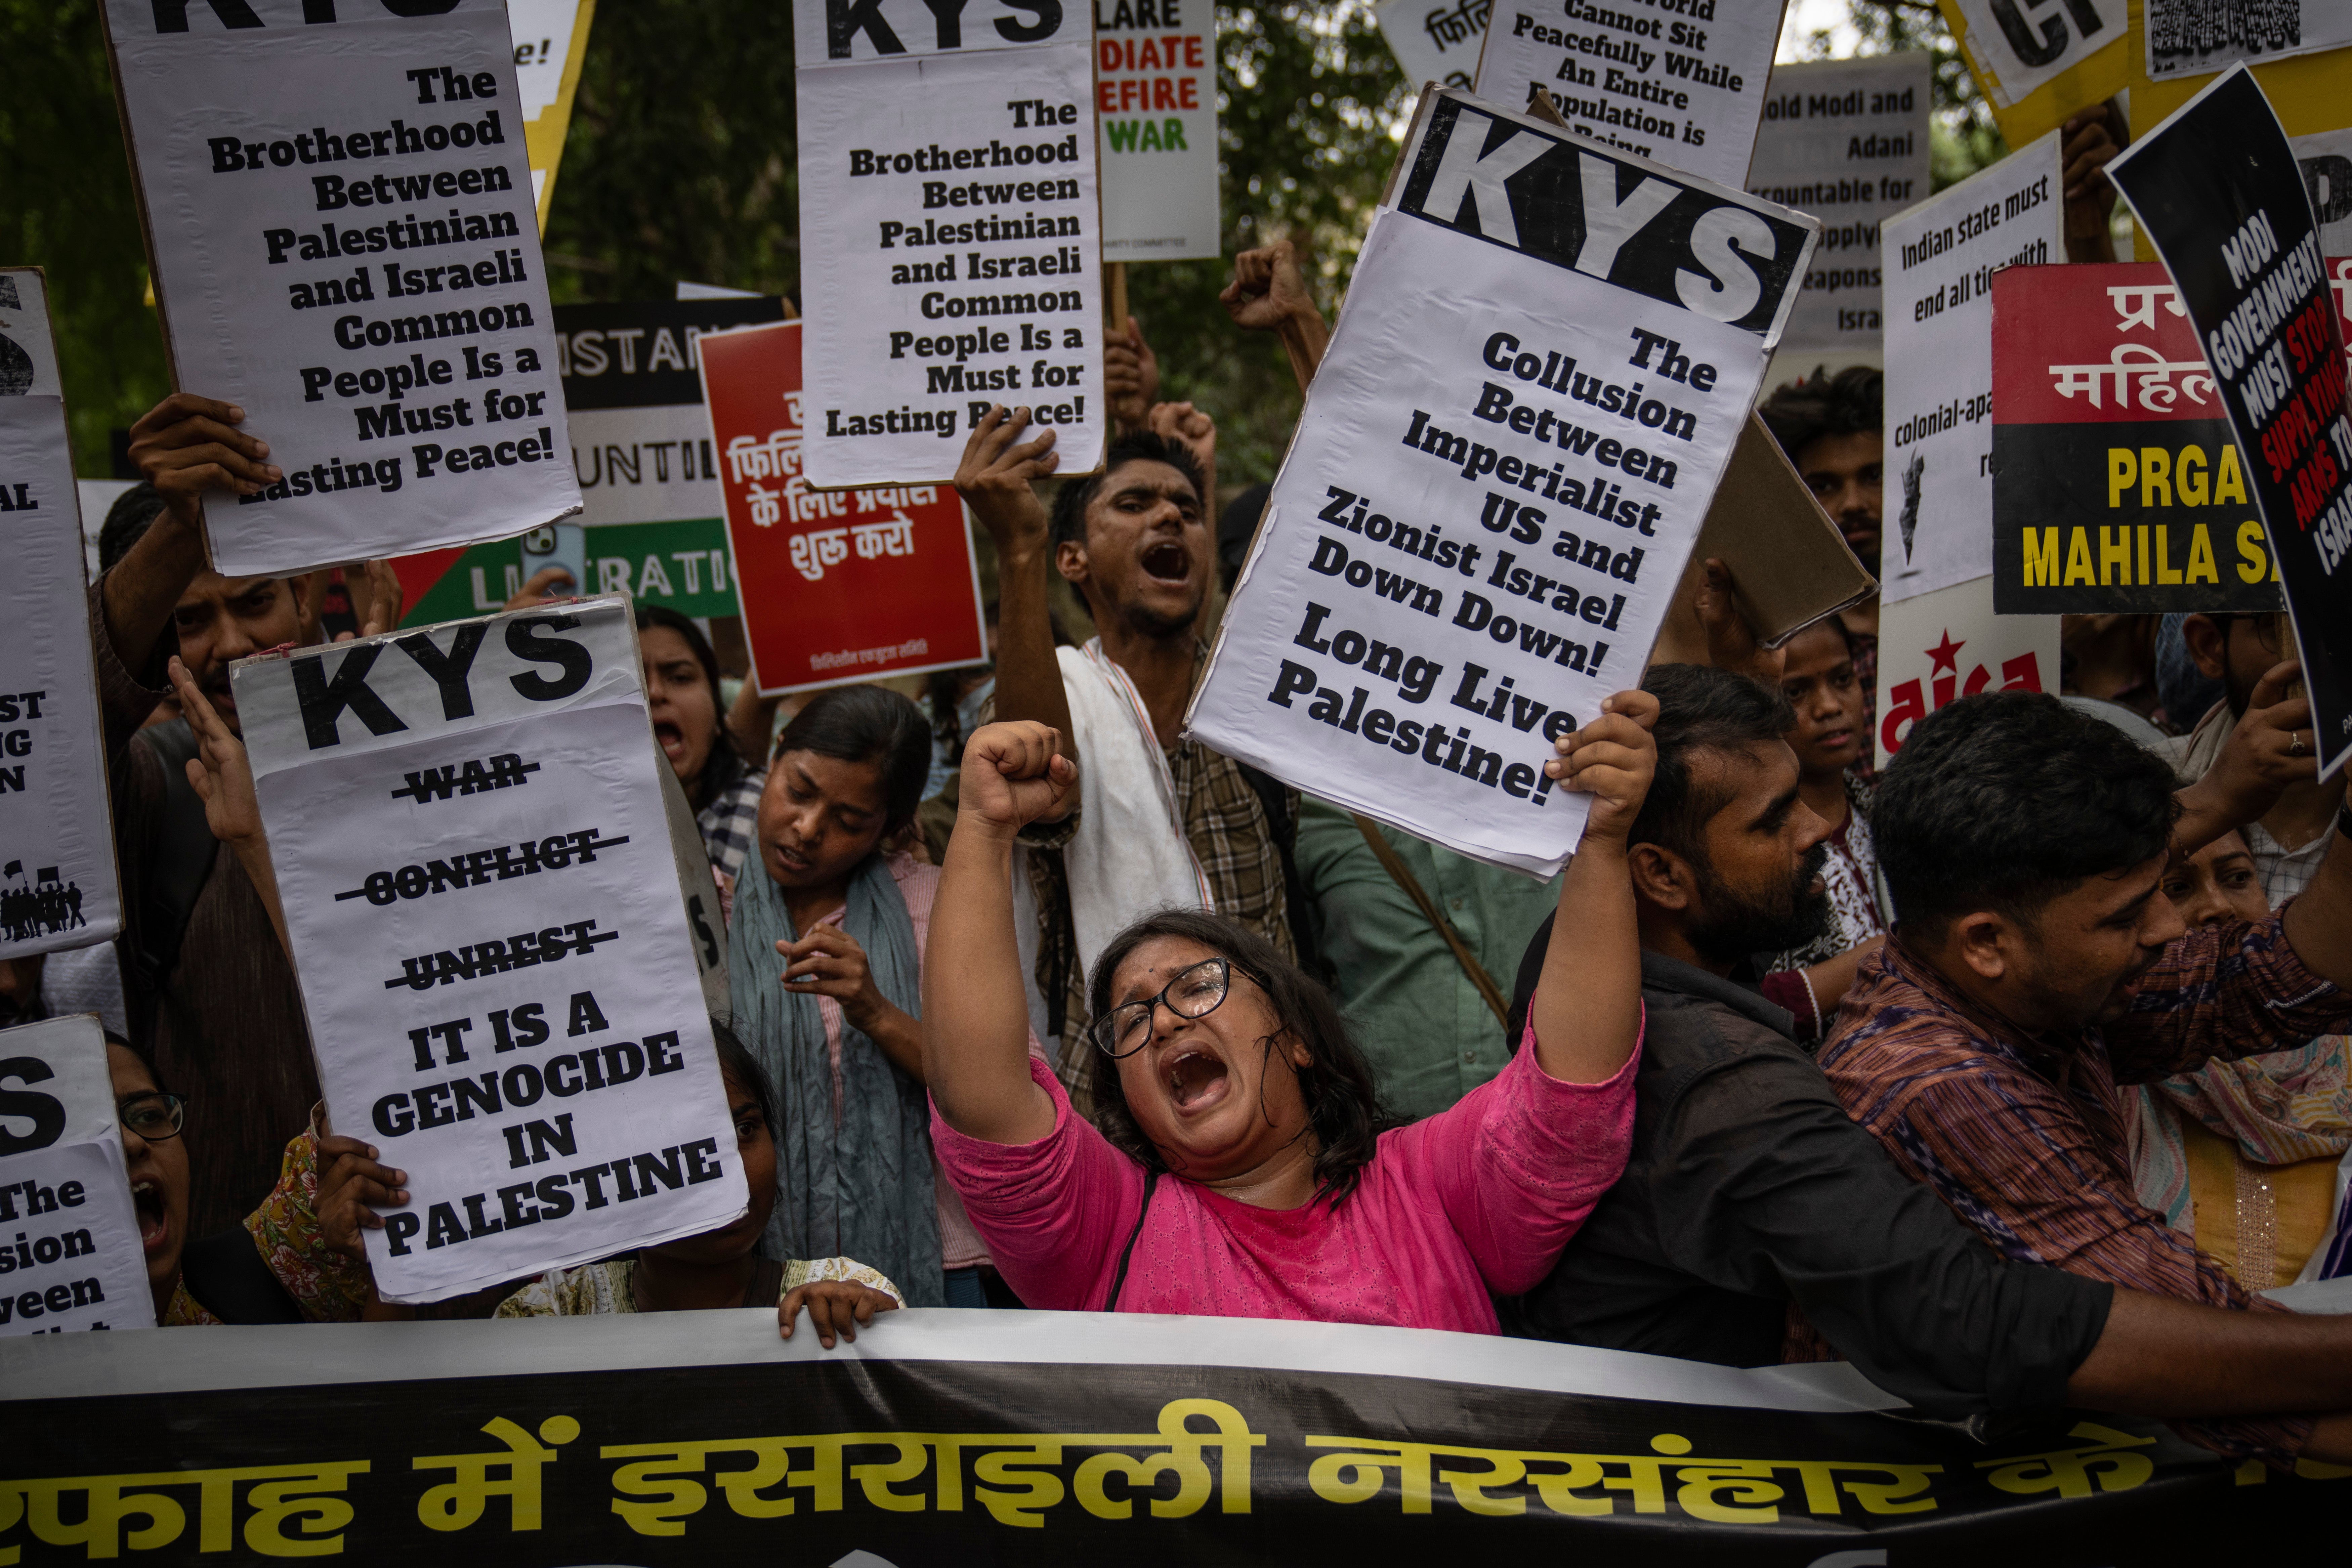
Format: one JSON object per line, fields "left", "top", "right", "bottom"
{"left": 727, "top": 685, "right": 994, "bottom": 1308}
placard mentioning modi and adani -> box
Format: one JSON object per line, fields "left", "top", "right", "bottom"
{"left": 1879, "top": 129, "right": 2063, "bottom": 605}
{"left": 232, "top": 598, "right": 744, "bottom": 1303}
{"left": 1189, "top": 89, "right": 1816, "bottom": 876}
{"left": 1473, "top": 0, "right": 1786, "bottom": 190}
{"left": 0, "top": 271, "right": 121, "bottom": 962}
{"left": 101, "top": 0, "right": 582, "bottom": 576}
{"left": 794, "top": 0, "right": 1106, "bottom": 490}
{"left": 0, "top": 1016, "right": 152, "bottom": 1335}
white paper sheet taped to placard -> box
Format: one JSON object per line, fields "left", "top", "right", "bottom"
{"left": 0, "top": 1016, "right": 155, "bottom": 1334}
{"left": 793, "top": 0, "right": 1105, "bottom": 490}
{"left": 102, "top": 0, "right": 583, "bottom": 577}
{"left": 1946, "top": 0, "right": 2125, "bottom": 107}
{"left": 0, "top": 270, "right": 123, "bottom": 962}
{"left": 1878, "top": 129, "right": 2063, "bottom": 606}
{"left": 1189, "top": 91, "right": 1817, "bottom": 877}
{"left": 1472, "top": 0, "right": 1786, "bottom": 189}
{"left": 1745, "top": 53, "right": 1932, "bottom": 355}
{"left": 1096, "top": 0, "right": 1219, "bottom": 261}
{"left": 233, "top": 597, "right": 743, "bottom": 1303}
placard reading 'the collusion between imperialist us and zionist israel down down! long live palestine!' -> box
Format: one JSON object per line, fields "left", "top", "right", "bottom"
{"left": 1189, "top": 89, "right": 1817, "bottom": 878}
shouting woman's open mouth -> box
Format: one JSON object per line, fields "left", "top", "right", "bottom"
{"left": 1162, "top": 1044, "right": 1231, "bottom": 1112}
{"left": 131, "top": 1180, "right": 169, "bottom": 1255}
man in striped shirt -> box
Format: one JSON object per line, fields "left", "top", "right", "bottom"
{"left": 1822, "top": 675, "right": 2352, "bottom": 1468}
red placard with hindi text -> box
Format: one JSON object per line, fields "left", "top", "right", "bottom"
{"left": 697, "top": 321, "right": 988, "bottom": 694}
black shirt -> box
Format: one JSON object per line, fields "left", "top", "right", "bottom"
{"left": 1501, "top": 916, "right": 2112, "bottom": 1419}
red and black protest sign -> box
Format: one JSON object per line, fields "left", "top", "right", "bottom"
{"left": 2110, "top": 66, "right": 2352, "bottom": 777}
{"left": 1991, "top": 262, "right": 2287, "bottom": 614}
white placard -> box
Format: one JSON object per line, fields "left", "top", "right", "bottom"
{"left": 1745, "top": 52, "right": 1932, "bottom": 354}
{"left": 1873, "top": 574, "right": 2061, "bottom": 770}
{"left": 233, "top": 597, "right": 743, "bottom": 1303}
{"left": 0, "top": 272, "right": 123, "bottom": 962}
{"left": 1095, "top": 0, "right": 1219, "bottom": 261}
{"left": 1188, "top": 92, "right": 1817, "bottom": 877}
{"left": 1878, "top": 129, "right": 2063, "bottom": 606}
{"left": 0, "top": 271, "right": 64, "bottom": 398}
{"left": 505, "top": 0, "right": 583, "bottom": 120}
{"left": 103, "top": 0, "right": 583, "bottom": 577}
{"left": 2298, "top": 128, "right": 2352, "bottom": 258}
{"left": 1375, "top": 0, "right": 1488, "bottom": 93}
{"left": 2146, "top": 0, "right": 2352, "bottom": 81}
{"left": 1472, "top": 0, "right": 1786, "bottom": 188}
{"left": 1946, "top": 0, "right": 2126, "bottom": 106}
{"left": 0, "top": 1016, "right": 154, "bottom": 1334}
{"left": 793, "top": 0, "right": 1105, "bottom": 489}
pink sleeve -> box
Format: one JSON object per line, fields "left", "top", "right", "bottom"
{"left": 1383, "top": 1008, "right": 1641, "bottom": 1295}
{"left": 928, "top": 1056, "right": 1148, "bottom": 1310}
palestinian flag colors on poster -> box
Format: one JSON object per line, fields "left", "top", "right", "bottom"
{"left": 1990, "top": 261, "right": 2304, "bottom": 614}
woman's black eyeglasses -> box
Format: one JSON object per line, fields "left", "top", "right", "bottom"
{"left": 118, "top": 1093, "right": 187, "bottom": 1142}
{"left": 1093, "top": 958, "right": 1242, "bottom": 1059}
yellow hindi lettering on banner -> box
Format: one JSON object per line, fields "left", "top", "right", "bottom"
{"left": 0, "top": 1462, "right": 370, "bottom": 1561}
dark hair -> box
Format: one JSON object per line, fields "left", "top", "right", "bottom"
{"left": 709, "top": 1016, "right": 776, "bottom": 1138}
{"left": 1787, "top": 613, "right": 1855, "bottom": 661}
{"left": 98, "top": 483, "right": 169, "bottom": 573}
{"left": 1874, "top": 691, "right": 2178, "bottom": 941}
{"left": 770, "top": 684, "right": 933, "bottom": 834}
{"left": 1085, "top": 909, "right": 1391, "bottom": 1207}
{"left": 636, "top": 604, "right": 744, "bottom": 801}
{"left": 1758, "top": 365, "right": 1883, "bottom": 465}
{"left": 1048, "top": 430, "right": 1206, "bottom": 550}
{"left": 1630, "top": 664, "right": 1797, "bottom": 866}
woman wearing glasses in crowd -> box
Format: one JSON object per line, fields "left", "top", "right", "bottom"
{"left": 912, "top": 705, "right": 1653, "bottom": 1329}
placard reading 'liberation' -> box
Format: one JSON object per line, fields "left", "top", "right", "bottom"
{"left": 233, "top": 598, "right": 744, "bottom": 1303}
{"left": 1190, "top": 90, "right": 1815, "bottom": 876}
{"left": 793, "top": 0, "right": 1106, "bottom": 489}
{"left": 102, "top": 0, "right": 582, "bottom": 576}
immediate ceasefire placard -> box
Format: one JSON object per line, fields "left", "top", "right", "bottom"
{"left": 2112, "top": 66, "right": 2352, "bottom": 780}
{"left": 0, "top": 270, "right": 122, "bottom": 963}
{"left": 1472, "top": 0, "right": 1786, "bottom": 188}
{"left": 102, "top": 0, "right": 583, "bottom": 577}
{"left": 233, "top": 597, "right": 743, "bottom": 1302}
{"left": 1879, "top": 129, "right": 2063, "bottom": 605}
{"left": 793, "top": 0, "right": 1106, "bottom": 489}
{"left": 0, "top": 1016, "right": 153, "bottom": 1335}
{"left": 1189, "top": 90, "right": 1815, "bottom": 876}
{"left": 1095, "top": 0, "right": 1219, "bottom": 262}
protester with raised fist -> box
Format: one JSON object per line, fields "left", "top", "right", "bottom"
{"left": 916, "top": 706, "right": 1647, "bottom": 1328}
{"left": 92, "top": 398, "right": 401, "bottom": 1237}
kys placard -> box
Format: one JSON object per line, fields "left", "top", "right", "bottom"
{"left": 794, "top": 0, "right": 1105, "bottom": 489}
{"left": 1189, "top": 91, "right": 1815, "bottom": 877}
{"left": 102, "top": 0, "right": 583, "bottom": 577}
{"left": 232, "top": 598, "right": 742, "bottom": 1302}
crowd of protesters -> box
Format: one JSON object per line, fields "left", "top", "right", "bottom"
{"left": 21, "top": 95, "right": 2352, "bottom": 1470}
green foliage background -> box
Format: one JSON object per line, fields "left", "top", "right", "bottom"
{"left": 3, "top": 0, "right": 1999, "bottom": 483}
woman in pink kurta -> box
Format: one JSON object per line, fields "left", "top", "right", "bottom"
{"left": 919, "top": 700, "right": 1661, "bottom": 1332}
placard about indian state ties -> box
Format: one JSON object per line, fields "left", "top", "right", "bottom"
{"left": 699, "top": 321, "right": 988, "bottom": 695}
{"left": 1472, "top": 0, "right": 1786, "bottom": 188}
{"left": 1992, "top": 261, "right": 2292, "bottom": 615}
{"left": 232, "top": 597, "right": 743, "bottom": 1302}
{"left": 794, "top": 0, "right": 1105, "bottom": 490}
{"left": 102, "top": 0, "right": 582, "bottom": 577}
{"left": 2110, "top": 66, "right": 2352, "bottom": 780}
{"left": 0, "top": 270, "right": 122, "bottom": 962}
{"left": 0, "top": 1016, "right": 153, "bottom": 1334}
{"left": 1189, "top": 90, "right": 1816, "bottom": 877}
{"left": 1879, "top": 128, "right": 2063, "bottom": 604}
{"left": 1746, "top": 52, "right": 1931, "bottom": 354}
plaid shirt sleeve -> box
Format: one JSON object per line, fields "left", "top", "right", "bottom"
{"left": 697, "top": 769, "right": 767, "bottom": 883}
{"left": 1862, "top": 1061, "right": 2312, "bottom": 1467}
{"left": 2105, "top": 908, "right": 2351, "bottom": 1085}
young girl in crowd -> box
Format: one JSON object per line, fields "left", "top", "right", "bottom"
{"left": 908, "top": 704, "right": 1653, "bottom": 1329}
{"left": 1758, "top": 616, "right": 1889, "bottom": 1043}
{"left": 638, "top": 605, "right": 767, "bottom": 880}
{"left": 728, "top": 685, "right": 1041, "bottom": 1310}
